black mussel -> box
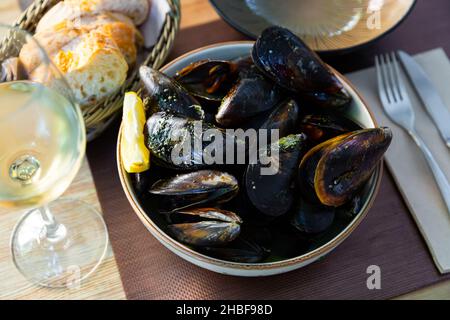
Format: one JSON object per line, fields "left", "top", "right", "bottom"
{"left": 300, "top": 113, "right": 362, "bottom": 145}
{"left": 174, "top": 60, "right": 238, "bottom": 101}
{"left": 201, "top": 237, "right": 270, "bottom": 263}
{"left": 246, "top": 134, "right": 308, "bottom": 217}
{"left": 291, "top": 198, "right": 335, "bottom": 234}
{"left": 168, "top": 208, "right": 242, "bottom": 246}
{"left": 234, "top": 56, "right": 256, "bottom": 78}
{"left": 215, "top": 70, "right": 283, "bottom": 127}
{"left": 145, "top": 112, "right": 242, "bottom": 170}
{"left": 298, "top": 128, "right": 392, "bottom": 207}
{"left": 150, "top": 170, "right": 239, "bottom": 212}
{"left": 132, "top": 171, "right": 152, "bottom": 195}
{"left": 337, "top": 194, "right": 364, "bottom": 221}
{"left": 260, "top": 99, "right": 300, "bottom": 139}
{"left": 252, "top": 26, "right": 352, "bottom": 108}
{"left": 140, "top": 66, "right": 205, "bottom": 119}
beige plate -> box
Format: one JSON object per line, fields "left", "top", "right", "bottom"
{"left": 117, "top": 42, "right": 383, "bottom": 277}
{"left": 210, "top": 0, "right": 416, "bottom": 53}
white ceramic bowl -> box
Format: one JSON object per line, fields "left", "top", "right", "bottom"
{"left": 117, "top": 42, "right": 382, "bottom": 277}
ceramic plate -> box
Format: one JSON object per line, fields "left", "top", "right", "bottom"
{"left": 117, "top": 42, "right": 384, "bottom": 276}
{"left": 210, "top": 0, "right": 416, "bottom": 53}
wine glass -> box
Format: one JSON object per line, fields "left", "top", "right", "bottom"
{"left": 0, "top": 24, "right": 109, "bottom": 288}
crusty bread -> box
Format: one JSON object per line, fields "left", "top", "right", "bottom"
{"left": 92, "top": 21, "right": 140, "bottom": 66}
{"left": 21, "top": 13, "right": 140, "bottom": 72}
{"left": 36, "top": 0, "right": 149, "bottom": 32}
{"left": 20, "top": 27, "right": 83, "bottom": 74}
{"left": 30, "top": 30, "right": 128, "bottom": 106}
{"left": 20, "top": 0, "right": 147, "bottom": 107}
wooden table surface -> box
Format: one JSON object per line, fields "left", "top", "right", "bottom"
{"left": 0, "top": 0, "right": 449, "bottom": 300}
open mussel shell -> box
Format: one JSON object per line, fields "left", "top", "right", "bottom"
{"left": 215, "top": 70, "right": 283, "bottom": 128}
{"left": 174, "top": 59, "right": 238, "bottom": 101}
{"left": 291, "top": 198, "right": 336, "bottom": 234}
{"left": 246, "top": 134, "right": 308, "bottom": 217}
{"left": 299, "top": 127, "right": 393, "bottom": 207}
{"left": 260, "top": 99, "right": 300, "bottom": 140}
{"left": 201, "top": 237, "right": 270, "bottom": 263}
{"left": 150, "top": 170, "right": 239, "bottom": 212}
{"left": 252, "top": 26, "right": 352, "bottom": 109}
{"left": 300, "top": 113, "right": 362, "bottom": 145}
{"left": 140, "top": 66, "right": 205, "bottom": 120}
{"left": 168, "top": 208, "right": 242, "bottom": 247}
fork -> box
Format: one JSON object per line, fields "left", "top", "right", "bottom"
{"left": 375, "top": 53, "right": 450, "bottom": 214}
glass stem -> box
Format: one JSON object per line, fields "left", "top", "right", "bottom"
{"left": 39, "top": 205, "right": 66, "bottom": 241}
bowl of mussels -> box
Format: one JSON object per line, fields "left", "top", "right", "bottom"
{"left": 117, "top": 26, "right": 392, "bottom": 277}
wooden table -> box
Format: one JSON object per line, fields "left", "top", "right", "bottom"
{"left": 0, "top": 0, "right": 449, "bottom": 300}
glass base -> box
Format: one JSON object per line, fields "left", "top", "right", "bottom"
{"left": 11, "top": 199, "right": 109, "bottom": 288}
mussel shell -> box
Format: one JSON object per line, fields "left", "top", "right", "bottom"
{"left": 168, "top": 208, "right": 242, "bottom": 246}
{"left": 150, "top": 170, "right": 239, "bottom": 212}
{"left": 132, "top": 171, "right": 152, "bottom": 195}
{"left": 145, "top": 112, "right": 226, "bottom": 170}
{"left": 174, "top": 60, "right": 238, "bottom": 101}
{"left": 215, "top": 72, "right": 283, "bottom": 128}
{"left": 140, "top": 66, "right": 205, "bottom": 119}
{"left": 299, "top": 128, "right": 392, "bottom": 207}
{"left": 300, "top": 113, "right": 362, "bottom": 145}
{"left": 252, "top": 26, "right": 351, "bottom": 108}
{"left": 201, "top": 237, "right": 270, "bottom": 263}
{"left": 260, "top": 99, "right": 300, "bottom": 139}
{"left": 337, "top": 193, "right": 364, "bottom": 221}
{"left": 246, "top": 134, "right": 308, "bottom": 217}
{"left": 291, "top": 199, "right": 335, "bottom": 234}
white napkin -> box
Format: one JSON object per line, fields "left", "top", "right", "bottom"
{"left": 140, "top": 0, "right": 171, "bottom": 49}
{"left": 346, "top": 48, "right": 450, "bottom": 274}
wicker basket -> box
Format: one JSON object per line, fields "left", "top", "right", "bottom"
{"left": 11, "top": 0, "right": 180, "bottom": 139}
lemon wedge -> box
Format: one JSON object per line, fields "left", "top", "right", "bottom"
{"left": 121, "top": 92, "right": 150, "bottom": 173}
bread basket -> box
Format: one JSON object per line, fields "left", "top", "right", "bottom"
{"left": 9, "top": 0, "right": 180, "bottom": 140}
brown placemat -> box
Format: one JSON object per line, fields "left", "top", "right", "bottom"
{"left": 87, "top": 121, "right": 450, "bottom": 300}
{"left": 84, "top": 0, "right": 450, "bottom": 299}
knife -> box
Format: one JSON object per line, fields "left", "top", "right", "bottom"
{"left": 398, "top": 50, "right": 450, "bottom": 148}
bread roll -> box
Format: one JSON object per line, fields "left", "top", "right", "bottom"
{"left": 36, "top": 0, "right": 149, "bottom": 32}
{"left": 92, "top": 21, "right": 140, "bottom": 66}
{"left": 20, "top": 27, "right": 83, "bottom": 74}
{"left": 21, "top": 13, "right": 140, "bottom": 73}
{"left": 31, "top": 30, "right": 128, "bottom": 106}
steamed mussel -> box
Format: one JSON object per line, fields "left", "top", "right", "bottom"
{"left": 215, "top": 64, "right": 284, "bottom": 127}
{"left": 174, "top": 60, "right": 238, "bottom": 101}
{"left": 299, "top": 113, "right": 362, "bottom": 145}
{"left": 145, "top": 112, "right": 243, "bottom": 170}
{"left": 168, "top": 208, "right": 242, "bottom": 246}
{"left": 201, "top": 237, "right": 270, "bottom": 263}
{"left": 140, "top": 66, "right": 205, "bottom": 119}
{"left": 246, "top": 134, "right": 308, "bottom": 217}
{"left": 291, "top": 198, "right": 336, "bottom": 234}
{"left": 252, "top": 26, "right": 352, "bottom": 108}
{"left": 260, "top": 99, "right": 300, "bottom": 139}
{"left": 150, "top": 170, "right": 239, "bottom": 212}
{"left": 298, "top": 128, "right": 392, "bottom": 207}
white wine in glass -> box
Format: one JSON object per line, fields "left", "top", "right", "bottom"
{"left": 0, "top": 81, "right": 84, "bottom": 208}
{"left": 0, "top": 25, "right": 108, "bottom": 288}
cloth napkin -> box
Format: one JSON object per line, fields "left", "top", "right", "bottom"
{"left": 346, "top": 48, "right": 450, "bottom": 274}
